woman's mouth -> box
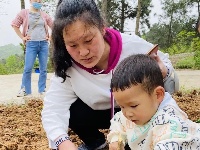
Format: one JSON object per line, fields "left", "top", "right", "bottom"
{"left": 82, "top": 57, "right": 93, "bottom": 63}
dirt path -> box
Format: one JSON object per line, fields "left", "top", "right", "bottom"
{"left": 0, "top": 69, "right": 200, "bottom": 105}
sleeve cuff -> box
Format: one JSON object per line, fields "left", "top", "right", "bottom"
{"left": 163, "top": 65, "right": 171, "bottom": 82}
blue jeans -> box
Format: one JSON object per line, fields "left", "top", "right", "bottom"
{"left": 21, "top": 40, "right": 49, "bottom": 94}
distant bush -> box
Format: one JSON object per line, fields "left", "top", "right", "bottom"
{"left": 0, "top": 63, "right": 7, "bottom": 75}
{"left": 0, "top": 55, "right": 53, "bottom": 75}
{"left": 192, "top": 37, "right": 200, "bottom": 69}
{"left": 175, "top": 56, "right": 195, "bottom": 69}
{"left": 6, "top": 55, "right": 24, "bottom": 74}
{"left": 194, "top": 51, "right": 200, "bottom": 69}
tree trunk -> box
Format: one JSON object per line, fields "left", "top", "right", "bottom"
{"left": 168, "top": 11, "right": 173, "bottom": 48}
{"left": 101, "top": 0, "right": 108, "bottom": 24}
{"left": 20, "top": 0, "right": 25, "bottom": 9}
{"left": 120, "top": 0, "right": 125, "bottom": 32}
{"left": 135, "top": 0, "right": 142, "bottom": 35}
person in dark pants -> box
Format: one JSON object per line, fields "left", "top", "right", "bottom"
{"left": 69, "top": 99, "right": 131, "bottom": 150}
{"left": 41, "top": 0, "right": 177, "bottom": 150}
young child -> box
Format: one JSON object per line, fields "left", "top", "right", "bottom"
{"left": 107, "top": 54, "right": 200, "bottom": 150}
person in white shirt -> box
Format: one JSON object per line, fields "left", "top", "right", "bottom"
{"left": 107, "top": 54, "right": 200, "bottom": 150}
{"left": 41, "top": 0, "right": 179, "bottom": 150}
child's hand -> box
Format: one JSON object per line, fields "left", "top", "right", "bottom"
{"left": 109, "top": 141, "right": 118, "bottom": 150}
{"left": 58, "top": 140, "right": 77, "bottom": 150}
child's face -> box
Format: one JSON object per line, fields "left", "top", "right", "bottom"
{"left": 63, "top": 20, "right": 107, "bottom": 69}
{"left": 113, "top": 84, "right": 164, "bottom": 125}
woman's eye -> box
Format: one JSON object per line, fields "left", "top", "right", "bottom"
{"left": 86, "top": 38, "right": 93, "bottom": 43}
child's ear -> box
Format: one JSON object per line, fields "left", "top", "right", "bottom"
{"left": 154, "top": 86, "right": 165, "bottom": 103}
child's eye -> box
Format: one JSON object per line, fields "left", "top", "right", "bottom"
{"left": 119, "top": 105, "right": 124, "bottom": 109}
{"left": 70, "top": 45, "right": 77, "bottom": 48}
{"left": 131, "top": 105, "right": 138, "bottom": 108}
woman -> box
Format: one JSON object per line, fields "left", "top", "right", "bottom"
{"left": 41, "top": 0, "right": 177, "bottom": 150}
{"left": 11, "top": 0, "right": 53, "bottom": 97}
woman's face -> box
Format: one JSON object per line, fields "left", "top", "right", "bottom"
{"left": 63, "top": 20, "right": 106, "bottom": 69}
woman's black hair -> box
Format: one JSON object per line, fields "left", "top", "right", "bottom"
{"left": 111, "top": 54, "right": 164, "bottom": 95}
{"left": 52, "top": 0, "right": 105, "bottom": 81}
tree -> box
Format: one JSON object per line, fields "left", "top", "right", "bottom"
{"left": 135, "top": 0, "right": 142, "bottom": 35}
{"left": 185, "top": 0, "right": 200, "bottom": 33}
{"left": 101, "top": 0, "right": 152, "bottom": 33}
{"left": 101, "top": 0, "right": 108, "bottom": 23}
{"left": 20, "top": 0, "right": 25, "bottom": 9}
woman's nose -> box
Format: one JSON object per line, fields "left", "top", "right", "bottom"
{"left": 79, "top": 48, "right": 89, "bottom": 56}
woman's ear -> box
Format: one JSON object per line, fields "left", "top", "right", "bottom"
{"left": 154, "top": 86, "right": 165, "bottom": 103}
{"left": 102, "top": 27, "right": 106, "bottom": 36}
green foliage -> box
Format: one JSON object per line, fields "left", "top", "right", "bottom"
{"left": 0, "top": 63, "right": 7, "bottom": 75}
{"left": 191, "top": 37, "right": 200, "bottom": 51}
{"left": 19, "top": 43, "right": 26, "bottom": 52}
{"left": 175, "top": 31, "right": 196, "bottom": 48}
{"left": 194, "top": 50, "right": 200, "bottom": 69}
{"left": 0, "top": 56, "right": 54, "bottom": 75}
{"left": 5, "top": 55, "right": 24, "bottom": 74}
{"left": 175, "top": 56, "right": 195, "bottom": 69}
{"left": 164, "top": 44, "right": 190, "bottom": 55}
{"left": 191, "top": 37, "right": 200, "bottom": 69}
{"left": 163, "top": 30, "right": 195, "bottom": 54}
{"left": 33, "top": 58, "right": 39, "bottom": 69}
{"left": 144, "top": 24, "right": 168, "bottom": 48}
{"left": 144, "top": 21, "right": 195, "bottom": 50}
{"left": 97, "top": 0, "right": 151, "bottom": 33}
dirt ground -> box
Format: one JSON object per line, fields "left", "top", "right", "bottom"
{"left": 0, "top": 90, "right": 199, "bottom": 150}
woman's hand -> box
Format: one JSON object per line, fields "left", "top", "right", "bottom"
{"left": 46, "top": 35, "right": 51, "bottom": 42}
{"left": 58, "top": 140, "right": 77, "bottom": 150}
{"left": 22, "top": 35, "right": 30, "bottom": 44}
{"left": 149, "top": 53, "right": 167, "bottom": 78}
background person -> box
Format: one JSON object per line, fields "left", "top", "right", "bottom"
{"left": 41, "top": 0, "right": 178, "bottom": 150}
{"left": 11, "top": 0, "right": 53, "bottom": 97}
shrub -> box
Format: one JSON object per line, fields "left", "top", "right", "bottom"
{"left": 175, "top": 56, "right": 195, "bottom": 69}
{"left": 0, "top": 63, "right": 7, "bottom": 74}
{"left": 194, "top": 51, "right": 200, "bottom": 69}
{"left": 5, "top": 55, "right": 24, "bottom": 74}
{"left": 191, "top": 37, "right": 200, "bottom": 69}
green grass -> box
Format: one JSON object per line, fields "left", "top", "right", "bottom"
{"left": 175, "top": 56, "right": 195, "bottom": 69}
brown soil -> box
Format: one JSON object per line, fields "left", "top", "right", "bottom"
{"left": 0, "top": 90, "right": 199, "bottom": 150}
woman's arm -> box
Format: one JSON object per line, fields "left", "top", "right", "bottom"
{"left": 12, "top": 26, "right": 30, "bottom": 44}
{"left": 41, "top": 74, "right": 77, "bottom": 149}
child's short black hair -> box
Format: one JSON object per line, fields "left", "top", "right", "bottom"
{"left": 111, "top": 54, "right": 164, "bottom": 95}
